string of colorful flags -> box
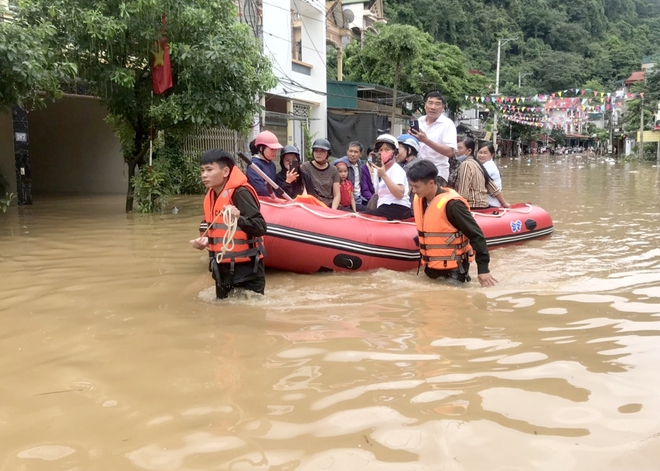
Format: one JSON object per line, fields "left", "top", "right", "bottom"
{"left": 465, "top": 88, "right": 644, "bottom": 104}
{"left": 465, "top": 87, "right": 646, "bottom": 130}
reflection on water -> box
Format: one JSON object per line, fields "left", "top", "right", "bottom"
{"left": 1, "top": 156, "right": 660, "bottom": 470}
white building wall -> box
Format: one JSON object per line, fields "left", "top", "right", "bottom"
{"left": 261, "top": 0, "right": 327, "bottom": 141}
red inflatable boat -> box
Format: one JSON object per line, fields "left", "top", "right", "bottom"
{"left": 260, "top": 198, "right": 552, "bottom": 274}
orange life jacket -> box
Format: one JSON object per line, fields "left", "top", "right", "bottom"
{"left": 413, "top": 188, "right": 474, "bottom": 271}
{"left": 203, "top": 167, "right": 265, "bottom": 267}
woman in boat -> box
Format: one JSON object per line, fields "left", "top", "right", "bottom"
{"left": 456, "top": 137, "right": 509, "bottom": 209}
{"left": 362, "top": 134, "right": 412, "bottom": 220}
{"left": 396, "top": 133, "right": 420, "bottom": 171}
{"left": 299, "top": 138, "right": 341, "bottom": 209}
{"left": 246, "top": 130, "right": 283, "bottom": 197}
{"left": 275, "top": 145, "right": 304, "bottom": 199}
{"left": 476, "top": 142, "right": 510, "bottom": 208}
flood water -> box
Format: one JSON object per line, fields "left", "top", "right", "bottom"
{"left": 1, "top": 154, "right": 660, "bottom": 470}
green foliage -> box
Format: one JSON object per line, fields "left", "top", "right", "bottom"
{"left": 385, "top": 0, "right": 660, "bottom": 93}
{"left": 16, "top": 0, "right": 276, "bottom": 211}
{"left": 0, "top": 19, "right": 76, "bottom": 109}
{"left": 0, "top": 172, "right": 14, "bottom": 212}
{"left": 302, "top": 122, "right": 316, "bottom": 162}
{"left": 619, "top": 78, "right": 656, "bottom": 135}
{"left": 344, "top": 23, "right": 486, "bottom": 113}
{"left": 550, "top": 127, "right": 567, "bottom": 144}
{"left": 161, "top": 140, "right": 205, "bottom": 195}
{"left": 131, "top": 157, "right": 176, "bottom": 213}
{"left": 0, "top": 193, "right": 16, "bottom": 212}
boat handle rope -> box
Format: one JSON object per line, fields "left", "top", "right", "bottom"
{"left": 262, "top": 200, "right": 417, "bottom": 225}
{"left": 263, "top": 201, "right": 534, "bottom": 222}
{"left": 472, "top": 203, "right": 533, "bottom": 218}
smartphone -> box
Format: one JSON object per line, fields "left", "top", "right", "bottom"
{"left": 371, "top": 152, "right": 382, "bottom": 167}
{"left": 410, "top": 119, "right": 420, "bottom": 133}
{"left": 289, "top": 160, "right": 299, "bottom": 173}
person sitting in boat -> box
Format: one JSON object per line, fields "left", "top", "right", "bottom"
{"left": 476, "top": 142, "right": 510, "bottom": 208}
{"left": 299, "top": 138, "right": 340, "bottom": 209}
{"left": 396, "top": 134, "right": 420, "bottom": 170}
{"left": 447, "top": 137, "right": 470, "bottom": 189}
{"left": 190, "top": 149, "right": 267, "bottom": 299}
{"left": 334, "top": 160, "right": 358, "bottom": 212}
{"left": 455, "top": 137, "right": 509, "bottom": 210}
{"left": 275, "top": 145, "right": 304, "bottom": 199}
{"left": 407, "top": 159, "right": 498, "bottom": 287}
{"left": 333, "top": 141, "right": 369, "bottom": 207}
{"left": 363, "top": 134, "right": 413, "bottom": 221}
{"left": 360, "top": 147, "right": 376, "bottom": 204}
{"left": 246, "top": 130, "right": 283, "bottom": 197}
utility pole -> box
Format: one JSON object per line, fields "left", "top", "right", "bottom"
{"left": 639, "top": 93, "right": 644, "bottom": 160}
{"left": 608, "top": 109, "right": 613, "bottom": 154}
{"left": 518, "top": 72, "right": 531, "bottom": 88}
{"left": 493, "top": 37, "right": 517, "bottom": 153}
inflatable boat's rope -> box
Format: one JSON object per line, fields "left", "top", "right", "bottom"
{"left": 215, "top": 206, "right": 238, "bottom": 264}
{"left": 472, "top": 204, "right": 533, "bottom": 218}
{"left": 262, "top": 200, "right": 417, "bottom": 225}
{"left": 262, "top": 201, "right": 533, "bottom": 221}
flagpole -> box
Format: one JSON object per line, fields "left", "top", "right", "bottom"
{"left": 149, "top": 90, "right": 153, "bottom": 169}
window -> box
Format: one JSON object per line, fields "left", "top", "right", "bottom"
{"left": 291, "top": 12, "right": 302, "bottom": 62}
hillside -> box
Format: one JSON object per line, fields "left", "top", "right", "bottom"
{"left": 384, "top": 0, "right": 660, "bottom": 94}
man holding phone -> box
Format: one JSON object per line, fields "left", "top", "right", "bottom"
{"left": 409, "top": 91, "right": 457, "bottom": 185}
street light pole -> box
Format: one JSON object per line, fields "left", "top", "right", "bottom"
{"left": 639, "top": 93, "right": 644, "bottom": 160}
{"left": 492, "top": 37, "right": 517, "bottom": 153}
{"left": 518, "top": 72, "right": 531, "bottom": 88}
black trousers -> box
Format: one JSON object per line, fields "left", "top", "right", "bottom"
{"left": 211, "top": 258, "right": 266, "bottom": 299}
{"left": 363, "top": 203, "right": 412, "bottom": 221}
{"left": 424, "top": 261, "right": 471, "bottom": 283}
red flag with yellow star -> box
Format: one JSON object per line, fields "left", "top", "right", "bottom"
{"left": 151, "top": 24, "right": 172, "bottom": 94}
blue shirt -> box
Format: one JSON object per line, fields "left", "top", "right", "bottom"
{"left": 246, "top": 156, "right": 277, "bottom": 196}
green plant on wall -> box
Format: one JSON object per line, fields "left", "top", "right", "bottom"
{"left": 0, "top": 172, "right": 15, "bottom": 212}
{"left": 131, "top": 158, "right": 176, "bottom": 213}
{"left": 302, "top": 121, "right": 317, "bottom": 161}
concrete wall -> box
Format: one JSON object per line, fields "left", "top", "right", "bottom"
{"left": 29, "top": 97, "right": 126, "bottom": 194}
{"left": 0, "top": 110, "right": 16, "bottom": 194}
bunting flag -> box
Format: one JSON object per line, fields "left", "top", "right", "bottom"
{"left": 465, "top": 88, "right": 641, "bottom": 105}
{"left": 152, "top": 15, "right": 173, "bottom": 95}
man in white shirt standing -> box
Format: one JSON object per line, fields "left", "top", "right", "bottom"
{"left": 410, "top": 91, "right": 457, "bottom": 185}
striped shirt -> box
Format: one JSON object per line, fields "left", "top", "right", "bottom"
{"left": 456, "top": 157, "right": 501, "bottom": 209}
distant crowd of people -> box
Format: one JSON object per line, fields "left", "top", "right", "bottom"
{"left": 191, "top": 92, "right": 507, "bottom": 299}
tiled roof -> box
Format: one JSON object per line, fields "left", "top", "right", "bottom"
{"left": 625, "top": 71, "right": 645, "bottom": 85}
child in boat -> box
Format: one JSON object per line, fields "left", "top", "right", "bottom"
{"left": 190, "top": 149, "right": 267, "bottom": 299}
{"left": 334, "top": 160, "right": 357, "bottom": 212}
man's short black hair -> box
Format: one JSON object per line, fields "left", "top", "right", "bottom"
{"left": 347, "top": 141, "right": 363, "bottom": 152}
{"left": 425, "top": 91, "right": 446, "bottom": 105}
{"left": 200, "top": 149, "right": 235, "bottom": 170}
{"left": 407, "top": 159, "right": 438, "bottom": 183}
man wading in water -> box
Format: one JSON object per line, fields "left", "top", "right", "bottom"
{"left": 190, "top": 149, "right": 267, "bottom": 299}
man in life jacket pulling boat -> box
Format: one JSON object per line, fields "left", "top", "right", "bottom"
{"left": 190, "top": 149, "right": 267, "bottom": 299}
{"left": 407, "top": 159, "right": 499, "bottom": 287}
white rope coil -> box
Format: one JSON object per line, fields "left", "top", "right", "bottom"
{"left": 216, "top": 206, "right": 239, "bottom": 264}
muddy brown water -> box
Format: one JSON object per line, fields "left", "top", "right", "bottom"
{"left": 1, "top": 155, "right": 660, "bottom": 470}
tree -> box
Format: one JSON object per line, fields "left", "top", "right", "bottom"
{"left": 384, "top": 0, "right": 660, "bottom": 94}
{"left": 346, "top": 24, "right": 419, "bottom": 125}
{"left": 344, "top": 23, "right": 486, "bottom": 116}
{"left": 17, "top": 0, "right": 276, "bottom": 211}
{"left": 0, "top": 19, "right": 76, "bottom": 109}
